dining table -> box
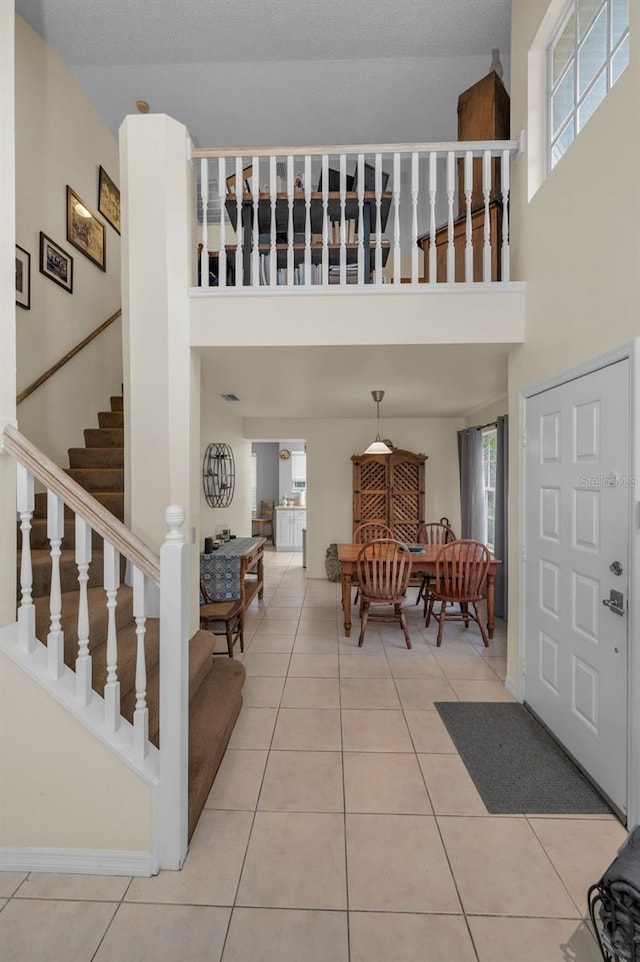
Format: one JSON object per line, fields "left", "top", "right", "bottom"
{"left": 336, "top": 542, "right": 502, "bottom": 640}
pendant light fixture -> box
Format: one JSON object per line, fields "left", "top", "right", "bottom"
{"left": 364, "top": 390, "right": 393, "bottom": 455}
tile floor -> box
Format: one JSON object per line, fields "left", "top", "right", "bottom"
{"left": 0, "top": 548, "right": 627, "bottom": 961}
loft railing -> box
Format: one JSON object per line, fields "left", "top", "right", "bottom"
{"left": 16, "top": 308, "right": 122, "bottom": 405}
{"left": 0, "top": 424, "right": 189, "bottom": 872}
{"left": 191, "top": 139, "right": 521, "bottom": 291}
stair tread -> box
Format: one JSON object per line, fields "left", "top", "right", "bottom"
{"left": 188, "top": 657, "right": 245, "bottom": 839}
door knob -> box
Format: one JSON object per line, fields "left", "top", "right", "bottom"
{"left": 602, "top": 588, "right": 625, "bottom": 616}
{"left": 609, "top": 561, "right": 623, "bottom": 576}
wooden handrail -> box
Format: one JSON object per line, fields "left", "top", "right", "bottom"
{"left": 16, "top": 309, "right": 122, "bottom": 406}
{"left": 2, "top": 424, "right": 160, "bottom": 583}
{"left": 192, "top": 138, "right": 521, "bottom": 160}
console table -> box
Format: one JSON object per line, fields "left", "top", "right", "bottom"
{"left": 200, "top": 537, "right": 265, "bottom": 621}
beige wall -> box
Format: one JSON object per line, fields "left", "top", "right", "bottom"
{"left": 200, "top": 386, "right": 253, "bottom": 546}
{"left": 15, "top": 16, "right": 123, "bottom": 465}
{"left": 0, "top": 654, "right": 152, "bottom": 853}
{"left": 0, "top": 3, "right": 17, "bottom": 626}
{"left": 245, "top": 416, "right": 463, "bottom": 578}
{"left": 507, "top": 0, "right": 640, "bottom": 682}
{"left": 464, "top": 394, "right": 508, "bottom": 429}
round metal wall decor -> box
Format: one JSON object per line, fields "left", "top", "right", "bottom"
{"left": 202, "top": 443, "right": 236, "bottom": 507}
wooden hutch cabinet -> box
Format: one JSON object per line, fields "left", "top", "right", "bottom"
{"left": 352, "top": 448, "right": 427, "bottom": 544}
{"left": 418, "top": 69, "right": 510, "bottom": 283}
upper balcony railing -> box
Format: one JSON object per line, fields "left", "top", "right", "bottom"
{"left": 191, "top": 139, "right": 521, "bottom": 292}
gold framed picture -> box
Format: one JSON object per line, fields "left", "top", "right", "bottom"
{"left": 66, "top": 185, "right": 106, "bottom": 271}
{"left": 98, "top": 165, "right": 121, "bottom": 234}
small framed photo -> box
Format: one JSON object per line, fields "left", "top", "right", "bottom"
{"left": 66, "top": 185, "right": 106, "bottom": 271}
{"left": 39, "top": 232, "right": 73, "bottom": 293}
{"left": 15, "top": 245, "right": 30, "bottom": 310}
{"left": 98, "top": 165, "right": 121, "bottom": 234}
{"left": 225, "top": 165, "right": 253, "bottom": 196}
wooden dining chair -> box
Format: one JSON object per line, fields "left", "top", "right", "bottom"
{"left": 415, "top": 521, "right": 457, "bottom": 612}
{"left": 425, "top": 539, "right": 491, "bottom": 647}
{"left": 352, "top": 522, "right": 393, "bottom": 604}
{"left": 199, "top": 580, "right": 244, "bottom": 658}
{"left": 252, "top": 500, "right": 274, "bottom": 544}
{"left": 356, "top": 539, "right": 413, "bottom": 649}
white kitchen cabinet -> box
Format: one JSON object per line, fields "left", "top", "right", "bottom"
{"left": 275, "top": 507, "right": 306, "bottom": 551}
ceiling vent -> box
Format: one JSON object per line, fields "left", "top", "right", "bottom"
{"left": 219, "top": 393, "right": 240, "bottom": 403}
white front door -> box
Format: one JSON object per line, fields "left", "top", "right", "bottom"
{"left": 524, "top": 359, "right": 630, "bottom": 814}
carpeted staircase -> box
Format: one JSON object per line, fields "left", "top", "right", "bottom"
{"left": 21, "top": 394, "right": 245, "bottom": 840}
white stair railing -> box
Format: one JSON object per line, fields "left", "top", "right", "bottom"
{"left": 2, "top": 424, "right": 189, "bottom": 872}
{"left": 192, "top": 138, "right": 521, "bottom": 290}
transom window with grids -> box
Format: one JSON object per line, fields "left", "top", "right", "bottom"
{"left": 482, "top": 428, "right": 497, "bottom": 551}
{"left": 549, "top": 0, "right": 629, "bottom": 169}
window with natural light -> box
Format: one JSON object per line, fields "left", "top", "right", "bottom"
{"left": 291, "top": 451, "right": 307, "bottom": 491}
{"left": 482, "top": 428, "right": 497, "bottom": 550}
{"left": 549, "top": 0, "right": 629, "bottom": 169}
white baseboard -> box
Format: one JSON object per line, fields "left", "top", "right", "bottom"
{"left": 504, "top": 675, "right": 521, "bottom": 701}
{"left": 0, "top": 847, "right": 157, "bottom": 877}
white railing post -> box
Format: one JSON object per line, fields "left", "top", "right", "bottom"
{"left": 287, "top": 155, "right": 294, "bottom": 285}
{"left": 158, "top": 504, "right": 189, "bottom": 870}
{"left": 501, "top": 148, "right": 511, "bottom": 282}
{"left": 483, "top": 149, "right": 492, "bottom": 282}
{"left": 132, "top": 565, "right": 149, "bottom": 759}
{"left": 411, "top": 152, "right": 419, "bottom": 284}
{"left": 321, "top": 154, "right": 329, "bottom": 286}
{"left": 464, "top": 151, "right": 473, "bottom": 283}
{"left": 75, "top": 515, "right": 93, "bottom": 705}
{"left": 392, "top": 152, "right": 401, "bottom": 285}
{"left": 16, "top": 463, "right": 35, "bottom": 653}
{"left": 428, "top": 151, "right": 437, "bottom": 285}
{"left": 356, "top": 153, "right": 365, "bottom": 285}
{"left": 46, "top": 490, "right": 64, "bottom": 680}
{"left": 199, "top": 157, "right": 209, "bottom": 289}
{"left": 269, "top": 155, "right": 277, "bottom": 287}
{"left": 103, "top": 539, "right": 121, "bottom": 731}
{"left": 446, "top": 150, "right": 455, "bottom": 283}
{"left": 252, "top": 155, "right": 260, "bottom": 287}
{"left": 217, "top": 157, "right": 227, "bottom": 288}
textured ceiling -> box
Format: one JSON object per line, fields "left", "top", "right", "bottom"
{"left": 16, "top": 0, "right": 512, "bottom": 65}
{"left": 200, "top": 343, "right": 510, "bottom": 420}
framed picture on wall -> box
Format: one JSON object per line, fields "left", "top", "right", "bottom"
{"left": 66, "top": 185, "right": 106, "bottom": 271}
{"left": 39, "top": 232, "right": 73, "bottom": 293}
{"left": 98, "top": 165, "right": 121, "bottom": 234}
{"left": 15, "top": 244, "right": 30, "bottom": 309}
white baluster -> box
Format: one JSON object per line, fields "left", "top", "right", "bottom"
{"left": 287, "top": 155, "right": 294, "bottom": 285}
{"left": 304, "top": 154, "right": 312, "bottom": 286}
{"left": 46, "top": 491, "right": 64, "bottom": 680}
{"left": 234, "top": 156, "right": 243, "bottom": 286}
{"left": 464, "top": 151, "right": 473, "bottom": 283}
{"left": 392, "top": 152, "right": 401, "bottom": 285}
{"left": 75, "top": 515, "right": 93, "bottom": 705}
{"left": 158, "top": 505, "right": 189, "bottom": 869}
{"left": 133, "top": 565, "right": 149, "bottom": 759}
{"left": 356, "top": 153, "right": 365, "bottom": 285}
{"left": 199, "top": 157, "right": 209, "bottom": 288}
{"left": 446, "top": 151, "right": 455, "bottom": 283}
{"left": 217, "top": 156, "right": 227, "bottom": 288}
{"left": 16, "top": 463, "right": 35, "bottom": 653}
{"left": 428, "top": 152, "right": 437, "bottom": 285}
{"left": 501, "top": 149, "right": 510, "bottom": 282}
{"left": 374, "top": 152, "right": 383, "bottom": 284}
{"left": 339, "top": 153, "right": 347, "bottom": 284}
{"left": 411, "top": 152, "right": 419, "bottom": 285}
{"left": 252, "top": 155, "right": 260, "bottom": 286}
{"left": 103, "top": 539, "right": 120, "bottom": 732}
{"left": 269, "top": 155, "right": 277, "bottom": 286}
{"left": 483, "top": 149, "right": 492, "bottom": 282}
{"left": 321, "top": 154, "right": 329, "bottom": 286}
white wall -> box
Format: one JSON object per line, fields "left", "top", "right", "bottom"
{"left": 200, "top": 390, "right": 252, "bottom": 546}
{"left": 15, "top": 16, "right": 123, "bottom": 465}
{"left": 0, "top": 654, "right": 151, "bottom": 854}
{"left": 464, "top": 394, "right": 508, "bottom": 428}
{"left": 507, "top": 0, "right": 640, "bottom": 682}
{"left": 245, "top": 416, "right": 463, "bottom": 578}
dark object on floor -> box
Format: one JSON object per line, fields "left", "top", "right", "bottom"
{"left": 435, "top": 702, "right": 612, "bottom": 815}
{"left": 589, "top": 827, "right": 640, "bottom": 961}
{"left": 325, "top": 543, "right": 341, "bottom": 582}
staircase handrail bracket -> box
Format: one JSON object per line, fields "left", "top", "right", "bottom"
{"left": 2, "top": 424, "right": 159, "bottom": 582}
